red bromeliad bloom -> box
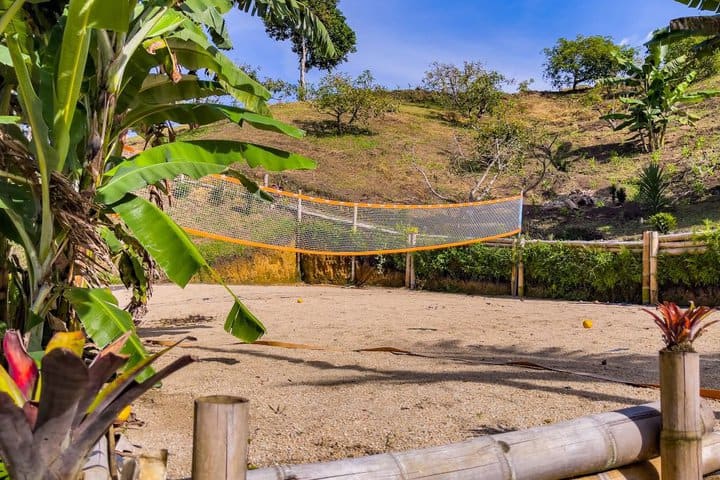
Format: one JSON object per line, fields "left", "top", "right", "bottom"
{"left": 2, "top": 331, "right": 38, "bottom": 401}
{"left": 643, "top": 301, "right": 719, "bottom": 350}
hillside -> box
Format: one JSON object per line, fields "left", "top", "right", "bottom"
{"left": 179, "top": 86, "right": 720, "bottom": 240}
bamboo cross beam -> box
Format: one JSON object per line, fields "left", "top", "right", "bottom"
{"left": 247, "top": 402, "right": 715, "bottom": 480}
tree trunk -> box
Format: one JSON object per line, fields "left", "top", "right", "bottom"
{"left": 299, "top": 38, "right": 307, "bottom": 101}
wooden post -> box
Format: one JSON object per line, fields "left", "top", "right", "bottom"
{"left": 642, "top": 231, "right": 651, "bottom": 304}
{"left": 263, "top": 173, "right": 269, "bottom": 187}
{"left": 351, "top": 205, "right": 357, "bottom": 284}
{"left": 649, "top": 231, "right": 659, "bottom": 304}
{"left": 296, "top": 191, "right": 302, "bottom": 282}
{"left": 410, "top": 233, "right": 416, "bottom": 289}
{"left": 192, "top": 396, "right": 250, "bottom": 480}
{"left": 518, "top": 238, "right": 525, "bottom": 299}
{"left": 660, "top": 350, "right": 702, "bottom": 480}
{"left": 511, "top": 238, "right": 518, "bottom": 296}
{"left": 511, "top": 263, "right": 518, "bottom": 297}
{"left": 404, "top": 233, "right": 416, "bottom": 289}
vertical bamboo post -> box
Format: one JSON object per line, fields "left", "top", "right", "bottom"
{"left": 192, "top": 396, "right": 249, "bottom": 480}
{"left": 405, "top": 233, "right": 417, "bottom": 289}
{"left": 642, "top": 231, "right": 651, "bottom": 304}
{"left": 517, "top": 237, "right": 525, "bottom": 299}
{"left": 510, "top": 238, "right": 518, "bottom": 296}
{"left": 351, "top": 204, "right": 357, "bottom": 284}
{"left": 649, "top": 231, "right": 659, "bottom": 304}
{"left": 660, "top": 350, "right": 702, "bottom": 480}
{"left": 410, "top": 233, "right": 417, "bottom": 289}
{"left": 296, "top": 191, "right": 302, "bottom": 281}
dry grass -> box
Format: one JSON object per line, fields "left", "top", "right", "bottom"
{"left": 176, "top": 89, "right": 720, "bottom": 238}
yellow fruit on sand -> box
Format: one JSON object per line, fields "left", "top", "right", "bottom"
{"left": 582, "top": 319, "right": 593, "bottom": 329}
{"left": 116, "top": 405, "right": 132, "bottom": 423}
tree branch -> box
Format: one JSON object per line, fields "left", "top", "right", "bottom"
{"left": 412, "top": 163, "right": 456, "bottom": 203}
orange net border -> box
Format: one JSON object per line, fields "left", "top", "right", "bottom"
{"left": 176, "top": 175, "right": 523, "bottom": 256}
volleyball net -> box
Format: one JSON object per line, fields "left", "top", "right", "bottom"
{"left": 166, "top": 174, "right": 523, "bottom": 255}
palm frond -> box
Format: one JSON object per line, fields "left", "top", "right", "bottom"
{"left": 235, "top": 0, "right": 335, "bottom": 56}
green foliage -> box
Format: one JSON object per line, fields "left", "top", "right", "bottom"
{"left": 414, "top": 244, "right": 513, "bottom": 283}
{"left": 637, "top": 162, "right": 671, "bottom": 213}
{"left": 524, "top": 244, "right": 642, "bottom": 302}
{"left": 414, "top": 243, "right": 642, "bottom": 303}
{"left": 311, "top": 70, "right": 396, "bottom": 134}
{"left": 665, "top": 35, "right": 720, "bottom": 80}
{"left": 542, "top": 35, "right": 636, "bottom": 91}
{"left": 422, "top": 60, "right": 510, "bottom": 121}
{"left": 659, "top": 228, "right": 720, "bottom": 289}
{"left": 0, "top": 1, "right": 326, "bottom": 359}
{"left": 600, "top": 44, "right": 720, "bottom": 152}
{"left": 648, "top": 212, "right": 678, "bottom": 233}
{"left": 262, "top": 0, "right": 355, "bottom": 95}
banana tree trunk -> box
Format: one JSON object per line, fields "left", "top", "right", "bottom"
{"left": 248, "top": 401, "right": 715, "bottom": 480}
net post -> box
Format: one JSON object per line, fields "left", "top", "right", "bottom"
{"left": 405, "top": 233, "right": 417, "bottom": 289}
{"left": 263, "top": 174, "right": 269, "bottom": 187}
{"left": 350, "top": 204, "right": 358, "bottom": 284}
{"left": 296, "top": 190, "right": 302, "bottom": 281}
{"left": 518, "top": 190, "right": 524, "bottom": 235}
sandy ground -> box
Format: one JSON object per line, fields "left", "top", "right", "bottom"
{"left": 118, "top": 284, "right": 720, "bottom": 479}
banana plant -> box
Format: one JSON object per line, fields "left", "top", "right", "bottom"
{"left": 0, "top": 328, "right": 194, "bottom": 479}
{"left": 600, "top": 44, "right": 720, "bottom": 152}
{"left": 0, "top": 1, "right": 333, "bottom": 362}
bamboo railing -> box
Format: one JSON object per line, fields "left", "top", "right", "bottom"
{"left": 479, "top": 231, "right": 715, "bottom": 305}
{"left": 243, "top": 402, "right": 716, "bottom": 480}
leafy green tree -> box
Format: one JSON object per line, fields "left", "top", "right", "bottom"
{"left": 600, "top": 44, "right": 720, "bottom": 152}
{"left": 542, "top": 35, "right": 636, "bottom": 91}
{"left": 665, "top": 35, "right": 720, "bottom": 80}
{"left": 312, "top": 70, "right": 395, "bottom": 134}
{"left": 422, "top": 61, "right": 509, "bottom": 122}
{"left": 0, "top": 0, "right": 331, "bottom": 358}
{"left": 263, "top": 0, "right": 356, "bottom": 99}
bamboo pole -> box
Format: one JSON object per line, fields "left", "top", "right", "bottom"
{"left": 649, "top": 232, "right": 659, "bottom": 305}
{"left": 658, "top": 232, "right": 699, "bottom": 242}
{"left": 248, "top": 402, "right": 715, "bottom": 480}
{"left": 192, "top": 396, "right": 249, "bottom": 480}
{"left": 660, "top": 350, "right": 702, "bottom": 480}
{"left": 642, "top": 232, "right": 651, "bottom": 305}
{"left": 350, "top": 205, "right": 358, "bottom": 284}
{"left": 138, "top": 449, "right": 168, "bottom": 480}
{"left": 658, "top": 240, "right": 708, "bottom": 249}
{"left": 517, "top": 238, "right": 525, "bottom": 299}
{"left": 575, "top": 432, "right": 720, "bottom": 479}
{"left": 659, "top": 247, "right": 708, "bottom": 256}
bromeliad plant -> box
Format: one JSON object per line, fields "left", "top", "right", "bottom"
{"left": 643, "top": 301, "right": 719, "bottom": 351}
{"left": 0, "top": 329, "right": 194, "bottom": 480}
{"left": 0, "top": 1, "right": 334, "bottom": 363}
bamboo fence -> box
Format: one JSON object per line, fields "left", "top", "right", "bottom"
{"left": 475, "top": 231, "right": 714, "bottom": 305}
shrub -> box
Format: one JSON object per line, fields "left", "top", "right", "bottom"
{"left": 648, "top": 212, "right": 678, "bottom": 234}
{"left": 637, "top": 161, "right": 670, "bottom": 213}
{"left": 617, "top": 186, "right": 627, "bottom": 205}
{"left": 311, "top": 70, "right": 395, "bottom": 134}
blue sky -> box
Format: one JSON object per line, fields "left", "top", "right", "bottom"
{"left": 225, "top": 1, "right": 705, "bottom": 91}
